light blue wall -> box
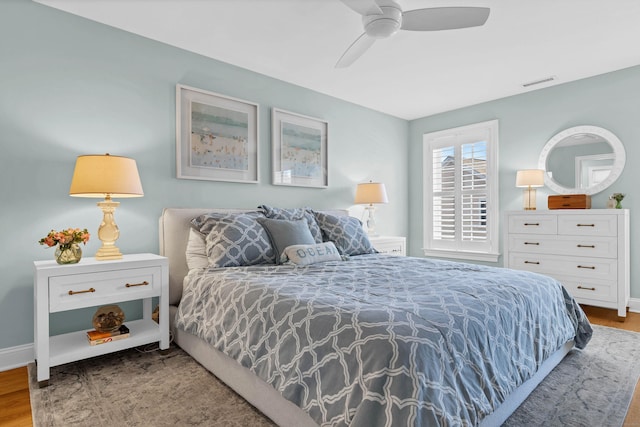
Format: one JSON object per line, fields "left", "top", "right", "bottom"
{"left": 0, "top": 0, "right": 408, "bottom": 350}
{"left": 408, "top": 66, "right": 640, "bottom": 295}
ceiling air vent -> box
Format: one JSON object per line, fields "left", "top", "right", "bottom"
{"left": 522, "top": 76, "right": 556, "bottom": 88}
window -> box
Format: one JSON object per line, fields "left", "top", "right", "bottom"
{"left": 423, "top": 120, "right": 499, "bottom": 262}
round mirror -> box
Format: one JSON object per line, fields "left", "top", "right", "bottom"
{"left": 538, "top": 126, "right": 625, "bottom": 195}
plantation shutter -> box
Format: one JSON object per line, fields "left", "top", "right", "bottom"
{"left": 424, "top": 120, "right": 498, "bottom": 258}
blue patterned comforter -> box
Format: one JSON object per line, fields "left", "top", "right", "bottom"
{"left": 175, "top": 255, "right": 592, "bottom": 426}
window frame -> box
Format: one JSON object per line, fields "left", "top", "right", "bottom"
{"left": 422, "top": 119, "right": 500, "bottom": 262}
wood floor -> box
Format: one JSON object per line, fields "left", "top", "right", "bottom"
{"left": 0, "top": 305, "right": 638, "bottom": 427}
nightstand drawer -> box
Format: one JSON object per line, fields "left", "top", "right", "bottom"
{"left": 370, "top": 236, "right": 406, "bottom": 256}
{"left": 49, "top": 267, "right": 161, "bottom": 312}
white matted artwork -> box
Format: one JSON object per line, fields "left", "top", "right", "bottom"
{"left": 176, "top": 84, "right": 259, "bottom": 183}
{"left": 271, "top": 108, "right": 328, "bottom": 188}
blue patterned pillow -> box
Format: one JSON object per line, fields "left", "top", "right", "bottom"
{"left": 191, "top": 212, "right": 275, "bottom": 267}
{"left": 313, "top": 212, "right": 376, "bottom": 256}
{"left": 258, "top": 205, "right": 323, "bottom": 243}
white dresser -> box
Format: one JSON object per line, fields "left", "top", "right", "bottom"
{"left": 503, "top": 210, "right": 629, "bottom": 317}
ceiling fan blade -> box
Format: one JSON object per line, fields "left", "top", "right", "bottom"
{"left": 339, "top": 0, "right": 383, "bottom": 16}
{"left": 335, "top": 33, "right": 376, "bottom": 68}
{"left": 401, "top": 7, "right": 490, "bottom": 31}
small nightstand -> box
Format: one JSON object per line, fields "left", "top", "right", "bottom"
{"left": 369, "top": 236, "right": 406, "bottom": 256}
{"left": 34, "top": 253, "right": 169, "bottom": 387}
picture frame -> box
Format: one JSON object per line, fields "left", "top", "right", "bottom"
{"left": 271, "top": 108, "right": 328, "bottom": 188}
{"left": 176, "top": 84, "right": 259, "bottom": 183}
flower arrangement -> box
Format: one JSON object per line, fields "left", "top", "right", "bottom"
{"left": 611, "top": 193, "right": 625, "bottom": 209}
{"left": 39, "top": 228, "right": 90, "bottom": 249}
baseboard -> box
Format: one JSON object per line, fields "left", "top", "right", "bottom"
{"left": 629, "top": 297, "right": 640, "bottom": 313}
{"left": 0, "top": 343, "right": 34, "bottom": 372}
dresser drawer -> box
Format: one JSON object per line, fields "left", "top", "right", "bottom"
{"left": 557, "top": 214, "right": 617, "bottom": 237}
{"left": 49, "top": 267, "right": 161, "bottom": 312}
{"left": 508, "top": 215, "right": 557, "bottom": 235}
{"left": 507, "top": 253, "right": 617, "bottom": 281}
{"left": 507, "top": 235, "right": 617, "bottom": 258}
{"left": 553, "top": 275, "right": 617, "bottom": 304}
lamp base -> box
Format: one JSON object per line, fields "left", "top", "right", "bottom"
{"left": 364, "top": 205, "right": 380, "bottom": 236}
{"left": 96, "top": 198, "right": 123, "bottom": 261}
{"left": 522, "top": 187, "right": 537, "bottom": 210}
{"left": 95, "top": 246, "right": 123, "bottom": 260}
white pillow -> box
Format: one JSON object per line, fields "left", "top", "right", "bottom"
{"left": 282, "top": 242, "right": 342, "bottom": 266}
{"left": 186, "top": 228, "right": 209, "bottom": 270}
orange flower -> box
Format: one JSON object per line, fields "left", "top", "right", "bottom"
{"left": 39, "top": 228, "right": 91, "bottom": 248}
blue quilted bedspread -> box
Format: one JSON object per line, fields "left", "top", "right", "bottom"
{"left": 175, "top": 254, "right": 592, "bottom": 426}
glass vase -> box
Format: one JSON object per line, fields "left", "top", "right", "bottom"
{"left": 616, "top": 200, "right": 623, "bottom": 209}
{"left": 55, "top": 243, "right": 82, "bottom": 265}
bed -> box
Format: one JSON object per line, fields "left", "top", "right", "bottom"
{"left": 159, "top": 207, "right": 592, "bottom": 427}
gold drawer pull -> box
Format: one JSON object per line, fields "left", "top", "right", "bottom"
{"left": 126, "top": 281, "right": 149, "bottom": 288}
{"left": 524, "top": 261, "right": 540, "bottom": 265}
{"left": 577, "top": 244, "right": 595, "bottom": 248}
{"left": 577, "top": 224, "right": 595, "bottom": 227}
{"left": 68, "top": 288, "right": 95, "bottom": 295}
{"left": 577, "top": 285, "right": 596, "bottom": 291}
{"left": 524, "top": 242, "right": 540, "bottom": 245}
{"left": 577, "top": 265, "right": 595, "bottom": 270}
{"left": 524, "top": 223, "right": 539, "bottom": 226}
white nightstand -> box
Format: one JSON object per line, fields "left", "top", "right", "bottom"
{"left": 369, "top": 236, "right": 407, "bottom": 256}
{"left": 34, "top": 253, "right": 169, "bottom": 387}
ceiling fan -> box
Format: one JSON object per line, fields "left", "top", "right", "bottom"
{"left": 336, "top": 0, "right": 490, "bottom": 68}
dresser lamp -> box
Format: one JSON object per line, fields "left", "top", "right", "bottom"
{"left": 69, "top": 154, "right": 144, "bottom": 260}
{"left": 515, "top": 169, "right": 544, "bottom": 210}
{"left": 354, "top": 181, "right": 388, "bottom": 236}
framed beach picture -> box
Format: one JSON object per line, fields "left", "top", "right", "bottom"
{"left": 271, "top": 108, "right": 328, "bottom": 188}
{"left": 176, "top": 84, "right": 259, "bottom": 183}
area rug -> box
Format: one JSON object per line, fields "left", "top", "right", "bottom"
{"left": 30, "top": 325, "right": 640, "bottom": 427}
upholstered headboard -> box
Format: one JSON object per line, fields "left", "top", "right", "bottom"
{"left": 159, "top": 208, "right": 348, "bottom": 306}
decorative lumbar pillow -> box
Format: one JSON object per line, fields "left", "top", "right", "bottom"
{"left": 185, "top": 227, "right": 209, "bottom": 270}
{"left": 283, "top": 242, "right": 342, "bottom": 266}
{"left": 256, "top": 217, "right": 316, "bottom": 263}
{"left": 258, "top": 205, "right": 323, "bottom": 243}
{"left": 313, "top": 212, "right": 376, "bottom": 256}
{"left": 191, "top": 212, "right": 275, "bottom": 268}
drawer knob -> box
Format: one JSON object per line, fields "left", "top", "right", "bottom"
{"left": 524, "top": 261, "right": 540, "bottom": 265}
{"left": 68, "top": 288, "right": 95, "bottom": 296}
{"left": 577, "top": 285, "right": 596, "bottom": 291}
{"left": 577, "top": 265, "right": 596, "bottom": 270}
{"left": 577, "top": 244, "right": 595, "bottom": 248}
{"left": 126, "top": 281, "right": 150, "bottom": 288}
{"left": 524, "top": 223, "right": 539, "bottom": 226}
{"left": 524, "top": 242, "right": 540, "bottom": 245}
{"left": 577, "top": 224, "right": 595, "bottom": 227}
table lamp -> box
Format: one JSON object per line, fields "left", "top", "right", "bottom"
{"left": 516, "top": 169, "right": 545, "bottom": 210}
{"left": 354, "top": 181, "right": 388, "bottom": 235}
{"left": 69, "top": 154, "right": 144, "bottom": 260}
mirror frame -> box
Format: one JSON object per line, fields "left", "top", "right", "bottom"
{"left": 538, "top": 125, "right": 626, "bottom": 195}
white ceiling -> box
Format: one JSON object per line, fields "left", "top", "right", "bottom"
{"left": 34, "top": 0, "right": 640, "bottom": 120}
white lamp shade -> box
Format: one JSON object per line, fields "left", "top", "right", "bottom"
{"left": 355, "top": 182, "right": 389, "bottom": 204}
{"left": 515, "top": 169, "right": 545, "bottom": 188}
{"left": 69, "top": 154, "right": 144, "bottom": 198}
